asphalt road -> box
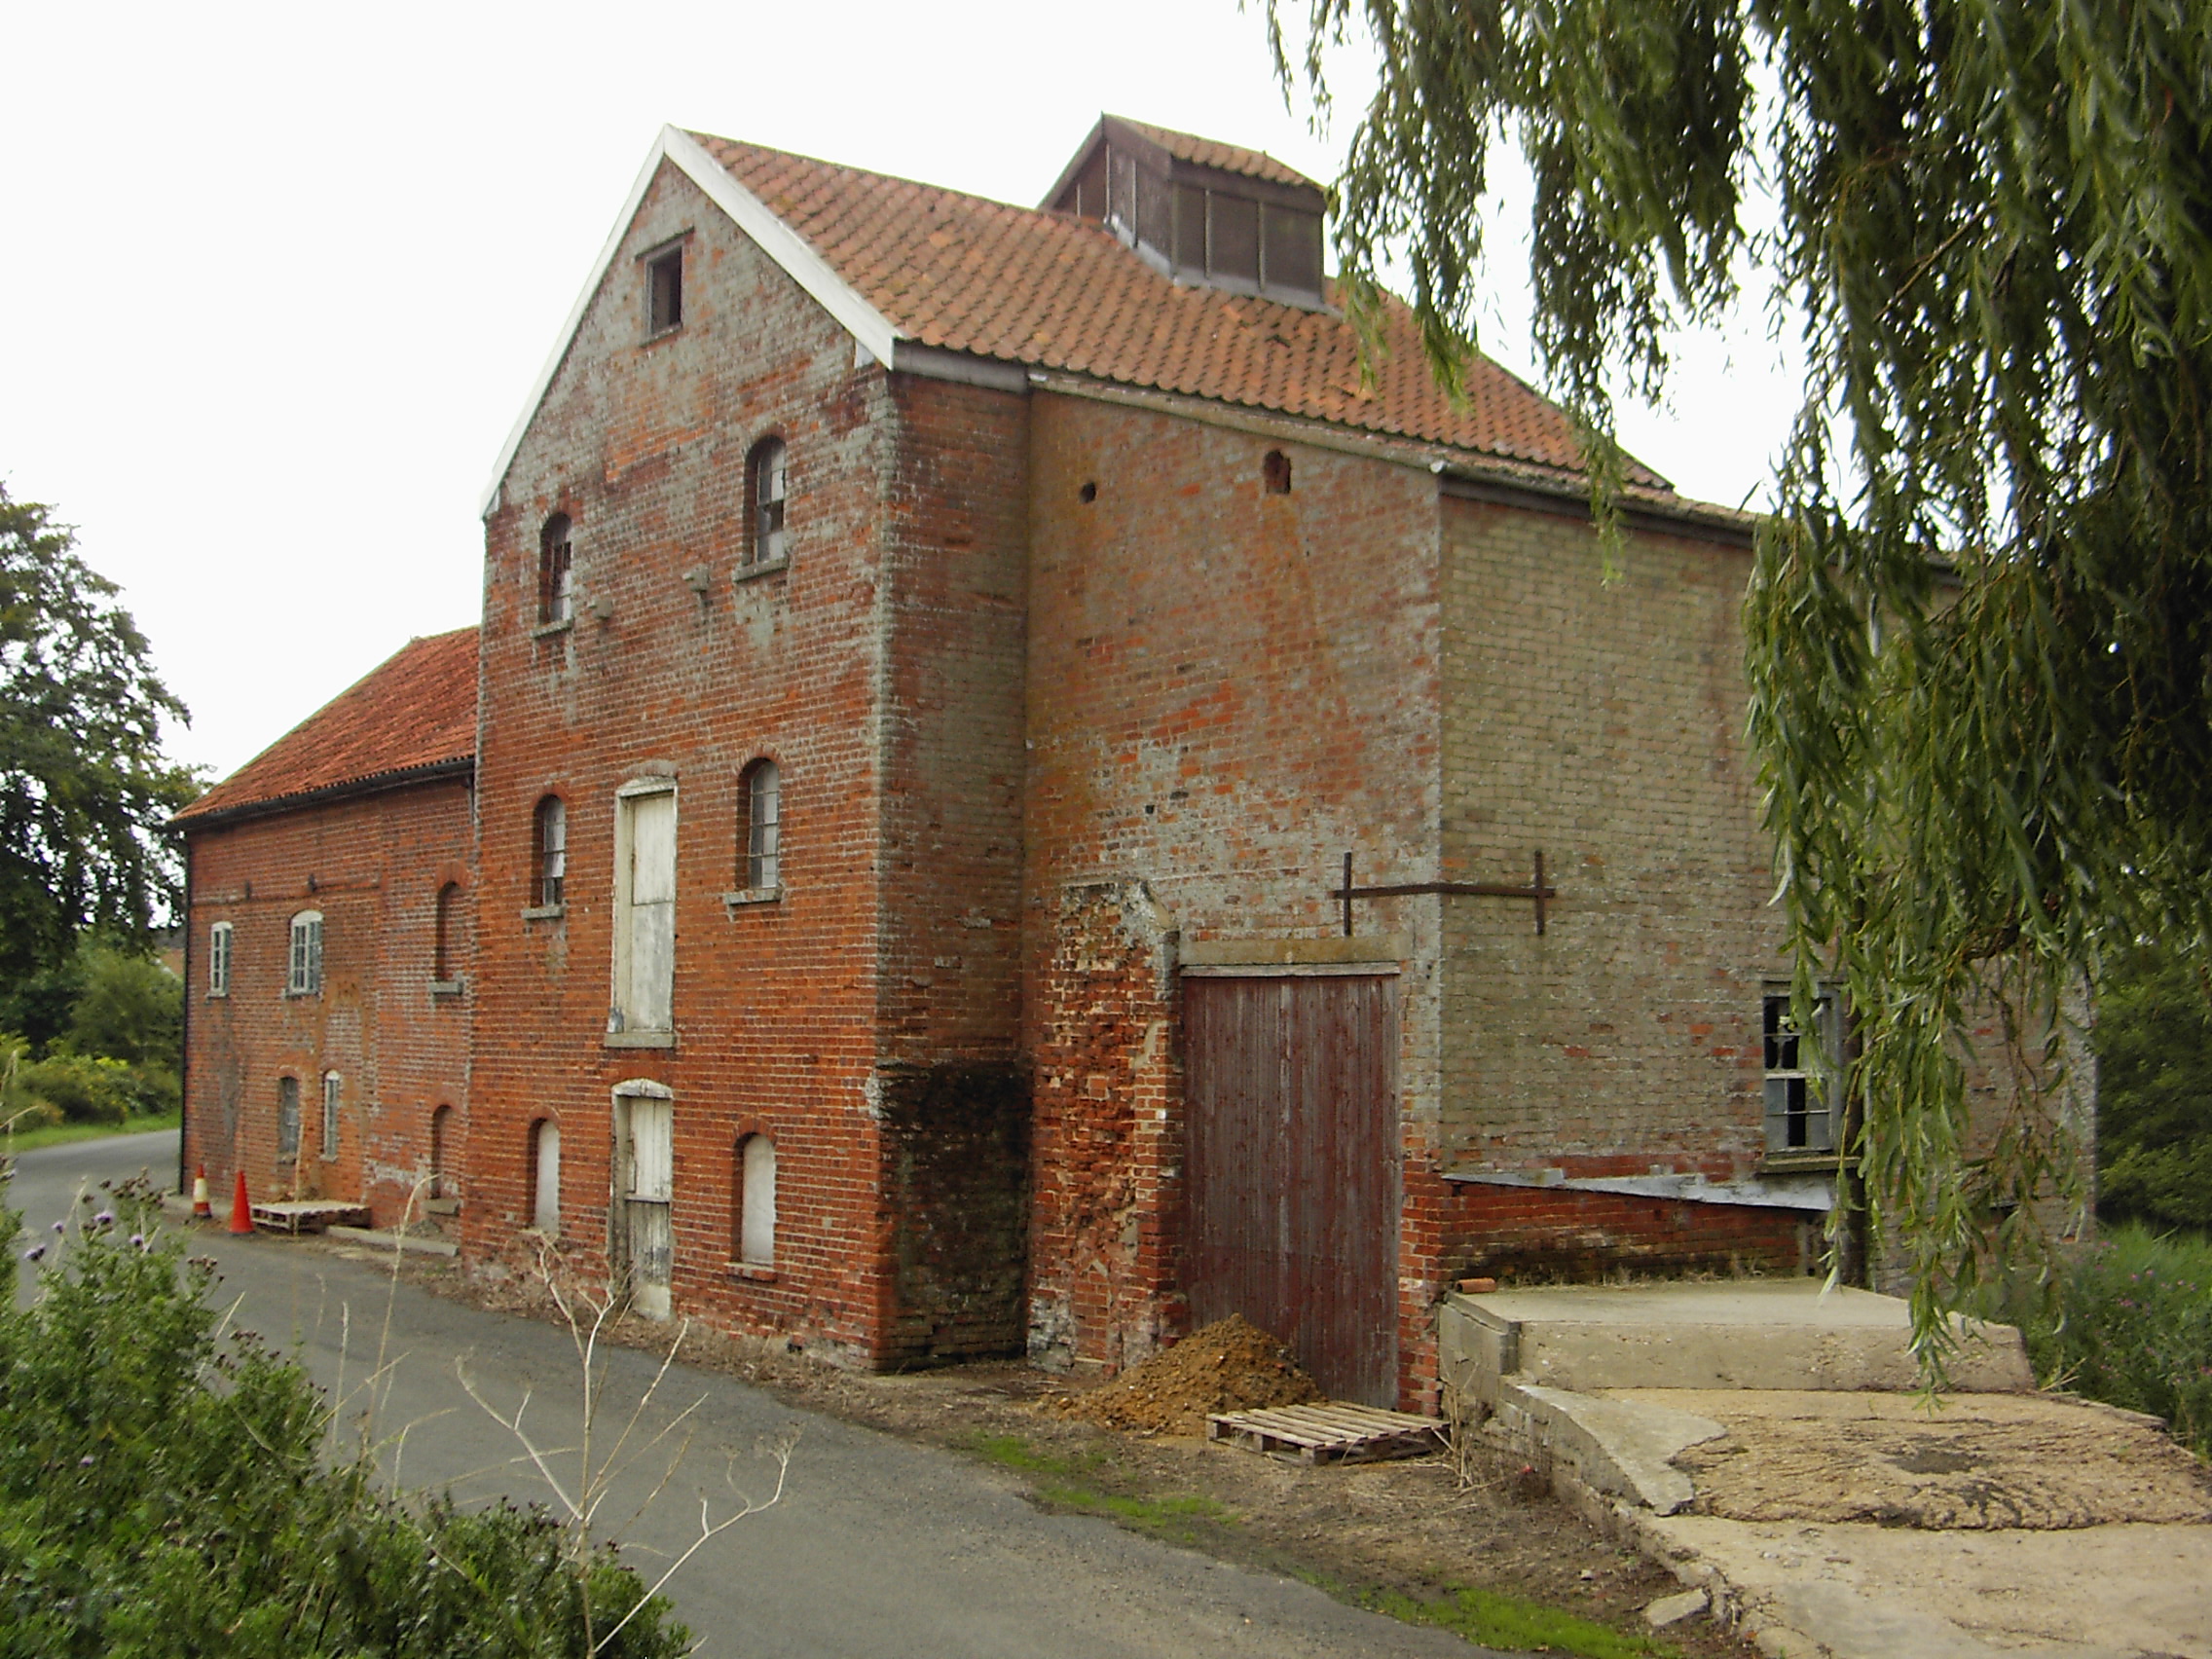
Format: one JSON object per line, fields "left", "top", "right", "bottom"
{"left": 8, "top": 1130, "right": 1510, "bottom": 1659}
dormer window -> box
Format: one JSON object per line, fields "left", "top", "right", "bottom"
{"left": 1046, "top": 116, "right": 1328, "bottom": 309}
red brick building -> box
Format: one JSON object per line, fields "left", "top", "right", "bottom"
{"left": 184, "top": 117, "right": 1834, "bottom": 1409}
{"left": 177, "top": 628, "right": 475, "bottom": 1227}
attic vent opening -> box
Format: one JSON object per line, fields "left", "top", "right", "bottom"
{"left": 1048, "top": 118, "right": 1328, "bottom": 310}
{"left": 645, "top": 244, "right": 683, "bottom": 335}
{"left": 1079, "top": 481, "right": 1097, "bottom": 504}
{"left": 1263, "top": 451, "right": 1291, "bottom": 495}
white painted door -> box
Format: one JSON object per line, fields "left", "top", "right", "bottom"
{"left": 625, "top": 793, "right": 676, "bottom": 1031}
{"left": 619, "top": 1097, "right": 674, "bottom": 1318}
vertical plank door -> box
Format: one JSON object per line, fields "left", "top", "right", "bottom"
{"left": 1183, "top": 972, "right": 1399, "bottom": 1406}
{"left": 619, "top": 1096, "right": 675, "bottom": 1319}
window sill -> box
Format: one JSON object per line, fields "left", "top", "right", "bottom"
{"left": 424, "top": 1197, "right": 461, "bottom": 1216}
{"left": 428, "top": 977, "right": 466, "bottom": 998}
{"left": 532, "top": 616, "right": 574, "bottom": 639}
{"left": 605, "top": 1029, "right": 676, "bottom": 1050}
{"left": 1759, "top": 1152, "right": 1842, "bottom": 1175}
{"left": 521, "top": 903, "right": 566, "bottom": 922}
{"left": 732, "top": 554, "right": 790, "bottom": 584}
{"left": 728, "top": 1262, "right": 777, "bottom": 1283}
{"left": 723, "top": 885, "right": 785, "bottom": 908}
{"left": 283, "top": 989, "right": 321, "bottom": 1001}
{"left": 642, "top": 323, "right": 683, "bottom": 347}
{"left": 205, "top": 990, "right": 229, "bottom": 1001}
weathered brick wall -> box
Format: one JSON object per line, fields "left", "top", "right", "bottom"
{"left": 876, "top": 374, "right": 1029, "bottom": 1066}
{"left": 469, "top": 161, "right": 1034, "bottom": 1365}
{"left": 1022, "top": 391, "right": 1446, "bottom": 1384}
{"left": 1435, "top": 495, "right": 1803, "bottom": 1283}
{"left": 470, "top": 158, "right": 895, "bottom": 1363}
{"left": 182, "top": 776, "right": 471, "bottom": 1225}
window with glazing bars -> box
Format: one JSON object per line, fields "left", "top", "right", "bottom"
{"left": 1762, "top": 990, "right": 1841, "bottom": 1154}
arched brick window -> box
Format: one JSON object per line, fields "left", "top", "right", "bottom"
{"left": 433, "top": 882, "right": 461, "bottom": 979}
{"left": 738, "top": 758, "right": 781, "bottom": 891}
{"left": 528, "top": 1118, "right": 561, "bottom": 1235}
{"left": 538, "top": 513, "right": 573, "bottom": 625}
{"left": 532, "top": 796, "right": 567, "bottom": 909}
{"left": 746, "top": 438, "right": 788, "bottom": 567}
{"left": 429, "top": 1104, "right": 455, "bottom": 1199}
{"left": 735, "top": 1133, "right": 775, "bottom": 1267}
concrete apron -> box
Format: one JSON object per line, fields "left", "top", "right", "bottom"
{"left": 1440, "top": 1283, "right": 2212, "bottom": 1659}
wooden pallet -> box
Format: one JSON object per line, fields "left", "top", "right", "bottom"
{"left": 251, "top": 1199, "right": 371, "bottom": 1234}
{"left": 1207, "top": 1401, "right": 1447, "bottom": 1464}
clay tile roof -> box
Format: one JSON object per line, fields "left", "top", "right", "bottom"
{"left": 1110, "top": 116, "right": 1317, "bottom": 190}
{"left": 689, "top": 130, "right": 1667, "bottom": 489}
{"left": 174, "top": 627, "right": 477, "bottom": 825}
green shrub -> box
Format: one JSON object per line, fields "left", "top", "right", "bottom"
{"left": 2092, "top": 945, "right": 2212, "bottom": 1233}
{"left": 9, "top": 1053, "right": 135, "bottom": 1124}
{"left": 2000, "top": 1224, "right": 2212, "bottom": 1458}
{"left": 63, "top": 943, "right": 182, "bottom": 1072}
{"left": 0, "top": 1176, "right": 692, "bottom": 1658}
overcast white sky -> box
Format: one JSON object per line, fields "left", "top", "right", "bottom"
{"left": 1, "top": 0, "right": 1801, "bottom": 783}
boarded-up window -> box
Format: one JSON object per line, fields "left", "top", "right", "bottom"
{"left": 737, "top": 1134, "right": 776, "bottom": 1267}
{"left": 277, "top": 1076, "right": 301, "bottom": 1162}
{"left": 320, "top": 1073, "right": 341, "bottom": 1160}
{"left": 530, "top": 1119, "right": 561, "bottom": 1235}
{"left": 613, "top": 786, "right": 676, "bottom": 1032}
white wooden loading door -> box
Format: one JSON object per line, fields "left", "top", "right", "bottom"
{"left": 616, "top": 1094, "right": 674, "bottom": 1318}
{"left": 624, "top": 791, "right": 677, "bottom": 1031}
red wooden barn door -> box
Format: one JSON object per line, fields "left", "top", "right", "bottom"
{"left": 1182, "top": 971, "right": 1399, "bottom": 1406}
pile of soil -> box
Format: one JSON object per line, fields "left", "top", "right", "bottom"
{"left": 1061, "top": 1314, "right": 1324, "bottom": 1435}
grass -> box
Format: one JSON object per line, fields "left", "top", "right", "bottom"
{"left": 1364, "top": 1584, "right": 1682, "bottom": 1659}
{"left": 1994, "top": 1222, "right": 2212, "bottom": 1458}
{"left": 1, "top": 1110, "right": 180, "bottom": 1157}
{"left": 957, "top": 1431, "right": 1233, "bottom": 1545}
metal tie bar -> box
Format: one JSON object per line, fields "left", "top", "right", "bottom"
{"left": 1330, "top": 850, "right": 1556, "bottom": 937}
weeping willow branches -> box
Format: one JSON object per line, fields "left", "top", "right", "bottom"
{"left": 1276, "top": 0, "right": 2212, "bottom": 1357}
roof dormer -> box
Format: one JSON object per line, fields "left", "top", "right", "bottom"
{"left": 1044, "top": 115, "right": 1329, "bottom": 310}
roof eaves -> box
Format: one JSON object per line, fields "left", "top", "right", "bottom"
{"left": 172, "top": 756, "right": 475, "bottom": 831}
{"left": 477, "top": 126, "right": 903, "bottom": 520}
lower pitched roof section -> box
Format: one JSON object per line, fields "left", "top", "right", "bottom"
{"left": 173, "top": 626, "right": 478, "bottom": 827}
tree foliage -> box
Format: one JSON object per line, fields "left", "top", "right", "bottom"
{"left": 1275, "top": 1, "right": 2212, "bottom": 1354}
{"left": 0, "top": 1176, "right": 690, "bottom": 1658}
{"left": 0, "top": 488, "right": 198, "bottom": 984}
{"left": 2090, "top": 944, "right": 2212, "bottom": 1233}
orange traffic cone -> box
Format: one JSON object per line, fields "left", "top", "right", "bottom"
{"left": 228, "top": 1169, "right": 254, "bottom": 1235}
{"left": 191, "top": 1165, "right": 212, "bottom": 1221}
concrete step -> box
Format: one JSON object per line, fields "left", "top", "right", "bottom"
{"left": 1441, "top": 1279, "right": 2033, "bottom": 1404}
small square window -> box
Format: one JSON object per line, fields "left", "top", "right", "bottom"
{"left": 646, "top": 246, "right": 683, "bottom": 335}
